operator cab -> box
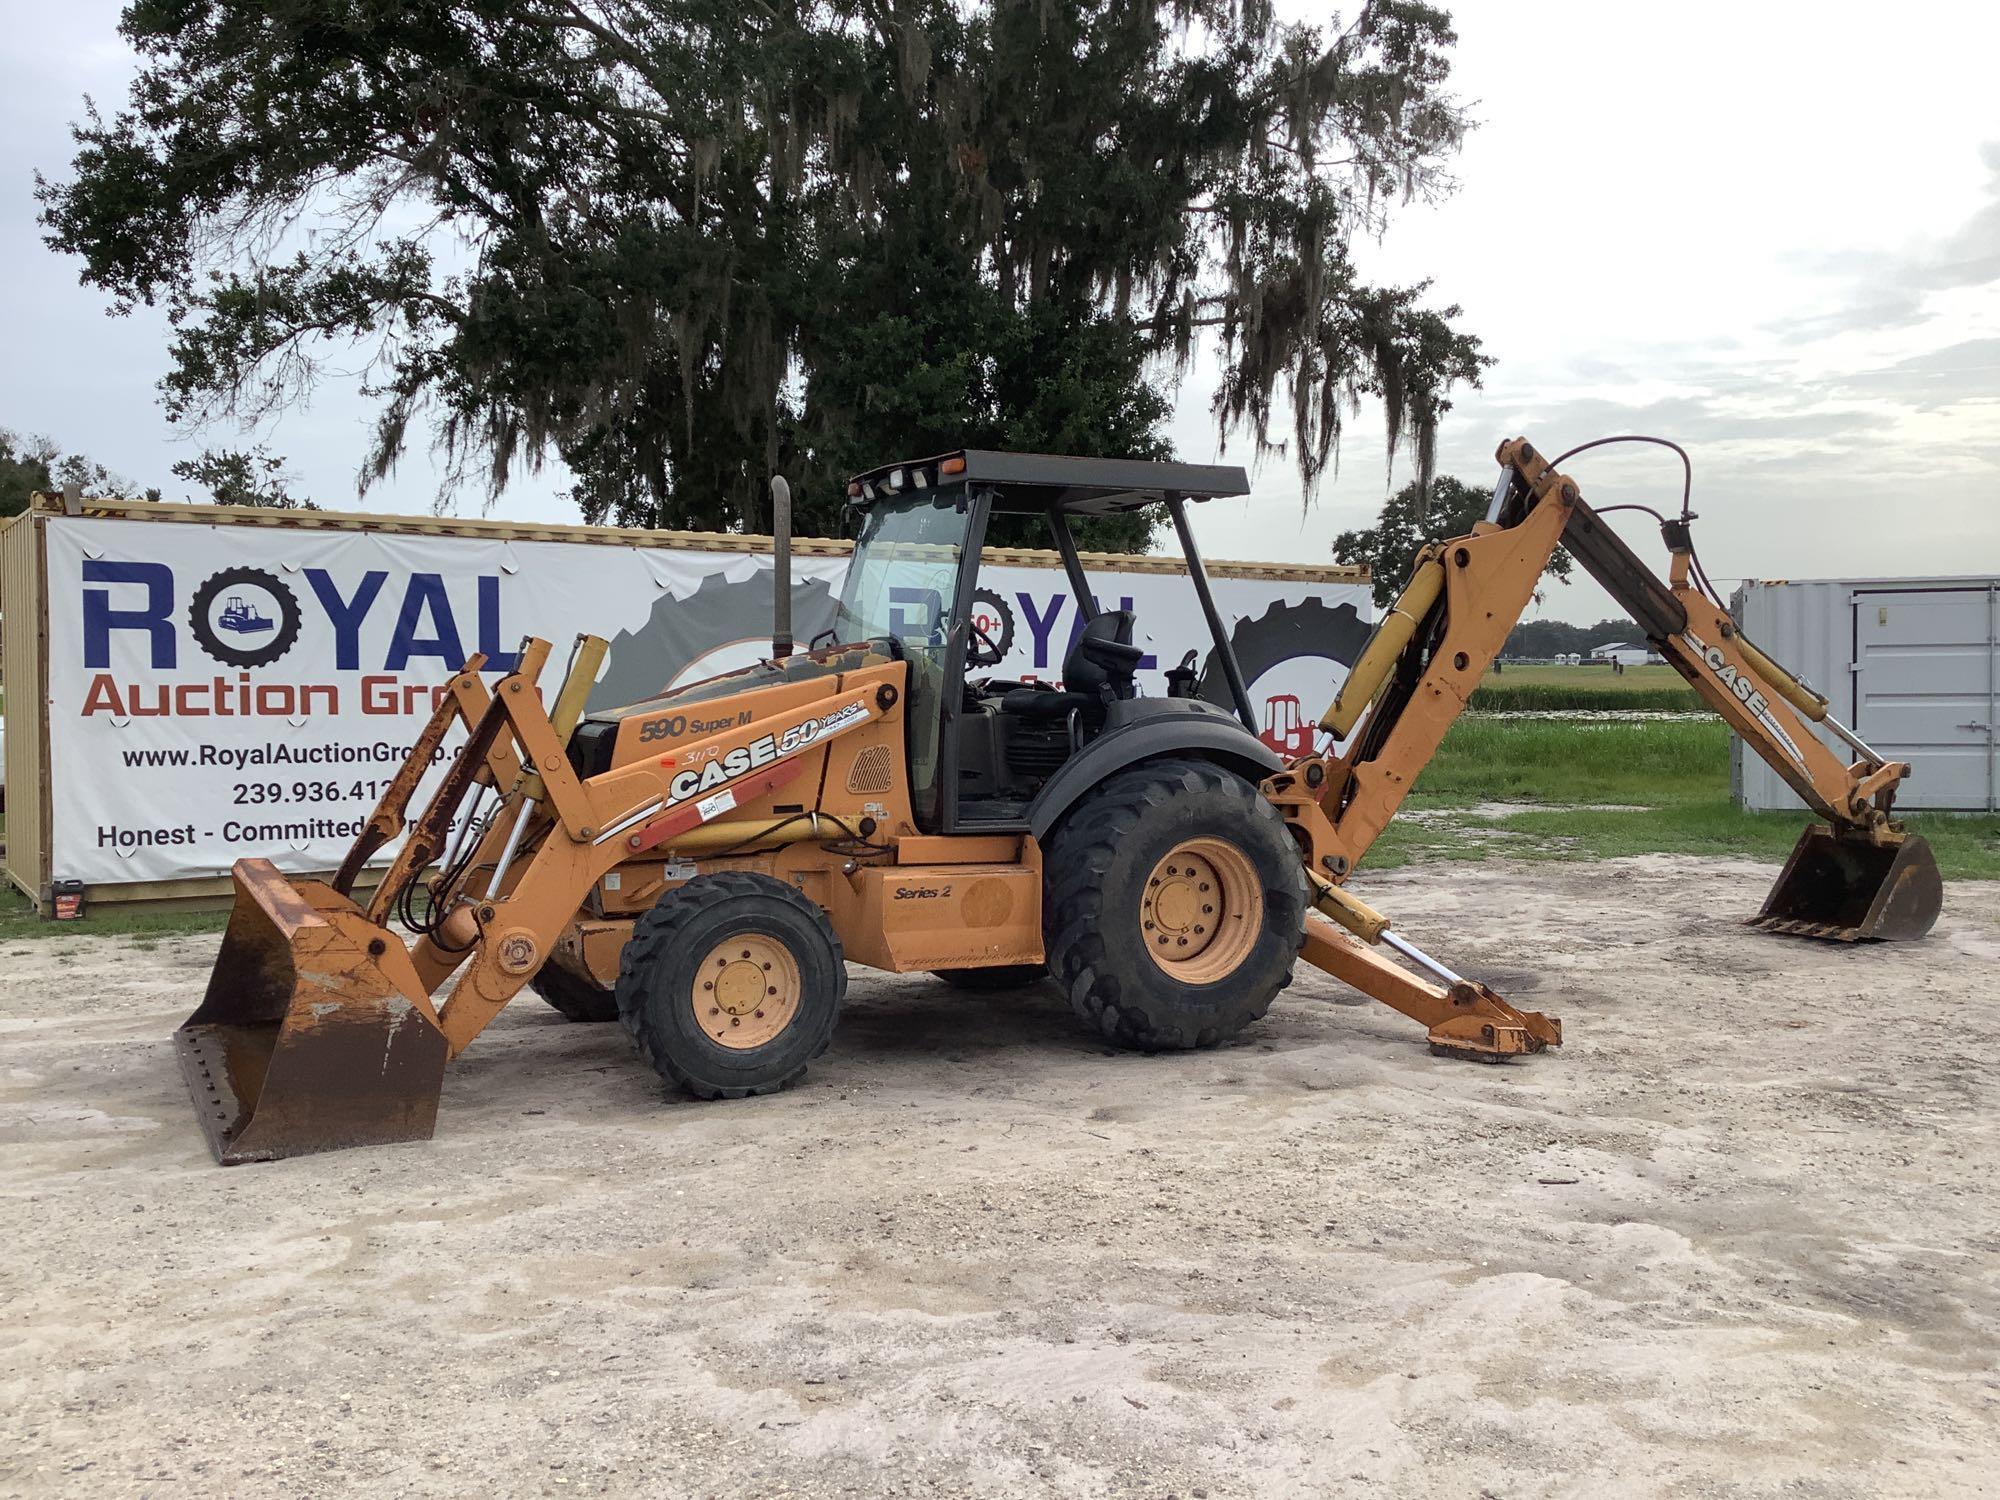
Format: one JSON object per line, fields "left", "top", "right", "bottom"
{"left": 835, "top": 451, "right": 1268, "bottom": 833}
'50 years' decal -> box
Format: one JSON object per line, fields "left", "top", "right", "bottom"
{"left": 663, "top": 701, "right": 872, "bottom": 807}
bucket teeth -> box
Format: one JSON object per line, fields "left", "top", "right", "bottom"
{"left": 1746, "top": 915, "right": 1866, "bottom": 942}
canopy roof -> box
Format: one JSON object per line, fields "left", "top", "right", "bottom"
{"left": 847, "top": 450, "right": 1250, "bottom": 515}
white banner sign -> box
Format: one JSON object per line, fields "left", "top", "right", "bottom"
{"left": 41, "top": 517, "right": 1368, "bottom": 885}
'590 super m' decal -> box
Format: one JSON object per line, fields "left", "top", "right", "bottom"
{"left": 663, "top": 700, "right": 872, "bottom": 808}
{"left": 1681, "top": 629, "right": 1804, "bottom": 763}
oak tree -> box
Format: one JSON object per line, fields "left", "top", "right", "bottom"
{"left": 40, "top": 1, "right": 1484, "bottom": 545}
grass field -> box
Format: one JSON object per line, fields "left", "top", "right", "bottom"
{"left": 0, "top": 880, "right": 229, "bottom": 943}
{"left": 1471, "top": 662, "right": 1703, "bottom": 712}
{"left": 1372, "top": 716, "right": 2000, "bottom": 879}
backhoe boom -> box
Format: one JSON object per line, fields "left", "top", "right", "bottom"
{"left": 1264, "top": 437, "right": 1942, "bottom": 946}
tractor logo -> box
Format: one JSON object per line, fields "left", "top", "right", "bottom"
{"left": 968, "top": 587, "right": 1015, "bottom": 668}
{"left": 1259, "top": 693, "right": 1316, "bottom": 757}
{"left": 1200, "top": 598, "right": 1371, "bottom": 750}
{"left": 188, "top": 566, "right": 303, "bottom": 668}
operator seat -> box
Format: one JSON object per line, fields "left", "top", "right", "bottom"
{"left": 1000, "top": 610, "right": 1144, "bottom": 728}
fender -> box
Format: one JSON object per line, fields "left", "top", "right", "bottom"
{"left": 1026, "top": 699, "right": 1281, "bottom": 840}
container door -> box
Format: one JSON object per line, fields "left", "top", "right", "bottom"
{"left": 1852, "top": 587, "right": 1998, "bottom": 811}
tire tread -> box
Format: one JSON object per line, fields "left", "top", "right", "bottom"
{"left": 1043, "top": 757, "right": 1304, "bottom": 1050}
{"left": 614, "top": 873, "right": 845, "bottom": 1099}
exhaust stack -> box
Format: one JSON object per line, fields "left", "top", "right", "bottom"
{"left": 770, "top": 474, "right": 793, "bottom": 659}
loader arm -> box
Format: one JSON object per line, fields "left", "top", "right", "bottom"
{"left": 178, "top": 635, "right": 898, "bottom": 1162}
{"left": 1265, "top": 436, "right": 1940, "bottom": 944}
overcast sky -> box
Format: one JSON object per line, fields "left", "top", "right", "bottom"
{"left": 4, "top": 2, "right": 1996, "bottom": 624}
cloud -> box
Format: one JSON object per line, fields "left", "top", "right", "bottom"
{"left": 1825, "top": 337, "right": 2000, "bottom": 409}
{"left": 1774, "top": 141, "right": 2000, "bottom": 342}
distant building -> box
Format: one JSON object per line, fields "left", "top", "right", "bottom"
{"left": 1588, "top": 641, "right": 1658, "bottom": 667}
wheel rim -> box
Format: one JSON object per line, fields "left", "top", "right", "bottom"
{"left": 1140, "top": 837, "right": 1264, "bottom": 983}
{"left": 694, "top": 934, "right": 800, "bottom": 1049}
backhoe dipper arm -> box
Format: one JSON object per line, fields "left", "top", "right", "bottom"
{"left": 1272, "top": 437, "right": 1912, "bottom": 885}
{"left": 1265, "top": 433, "right": 1937, "bottom": 1046}
{"left": 1550, "top": 454, "right": 1902, "bottom": 831}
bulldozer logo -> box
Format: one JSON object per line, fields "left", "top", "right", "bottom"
{"left": 1682, "top": 629, "right": 1805, "bottom": 763}
{"left": 187, "top": 567, "right": 302, "bottom": 669}
{"left": 662, "top": 701, "right": 871, "bottom": 807}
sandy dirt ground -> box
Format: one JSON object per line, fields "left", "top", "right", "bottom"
{"left": 2, "top": 855, "right": 1996, "bottom": 1499}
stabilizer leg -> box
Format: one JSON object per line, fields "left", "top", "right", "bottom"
{"left": 1299, "top": 916, "right": 1561, "bottom": 1062}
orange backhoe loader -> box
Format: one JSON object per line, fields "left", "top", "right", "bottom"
{"left": 175, "top": 439, "right": 1942, "bottom": 1163}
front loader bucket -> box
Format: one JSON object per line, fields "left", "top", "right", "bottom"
{"left": 175, "top": 859, "right": 449, "bottom": 1164}
{"left": 1750, "top": 825, "right": 1943, "bottom": 943}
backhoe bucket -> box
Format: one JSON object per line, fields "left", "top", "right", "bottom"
{"left": 1751, "top": 825, "right": 1943, "bottom": 943}
{"left": 175, "top": 859, "right": 449, "bottom": 1164}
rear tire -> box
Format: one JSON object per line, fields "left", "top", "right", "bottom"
{"left": 1044, "top": 757, "right": 1306, "bottom": 1050}
{"left": 530, "top": 961, "right": 619, "bottom": 1023}
{"left": 615, "top": 872, "right": 845, "bottom": 1099}
{"left": 930, "top": 964, "right": 1048, "bottom": 992}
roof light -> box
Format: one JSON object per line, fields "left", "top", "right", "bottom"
{"left": 847, "top": 481, "right": 861, "bottom": 497}
{"left": 886, "top": 468, "right": 905, "bottom": 491}
{"left": 940, "top": 455, "right": 967, "bottom": 476}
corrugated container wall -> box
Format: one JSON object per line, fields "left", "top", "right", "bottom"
{"left": 2, "top": 512, "right": 48, "bottom": 898}
{"left": 1733, "top": 577, "right": 1999, "bottom": 813}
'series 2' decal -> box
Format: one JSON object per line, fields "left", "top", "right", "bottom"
{"left": 893, "top": 885, "right": 952, "bottom": 900}
{"left": 1682, "top": 629, "right": 1804, "bottom": 763}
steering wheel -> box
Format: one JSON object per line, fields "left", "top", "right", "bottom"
{"left": 966, "top": 616, "right": 1006, "bottom": 669}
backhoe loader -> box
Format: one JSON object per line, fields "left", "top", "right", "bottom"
{"left": 175, "top": 439, "right": 1942, "bottom": 1164}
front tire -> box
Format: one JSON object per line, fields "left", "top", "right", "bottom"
{"left": 1044, "top": 758, "right": 1306, "bottom": 1050}
{"left": 615, "top": 872, "right": 845, "bottom": 1099}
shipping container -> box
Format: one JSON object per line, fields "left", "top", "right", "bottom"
{"left": 1732, "top": 577, "right": 1999, "bottom": 813}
